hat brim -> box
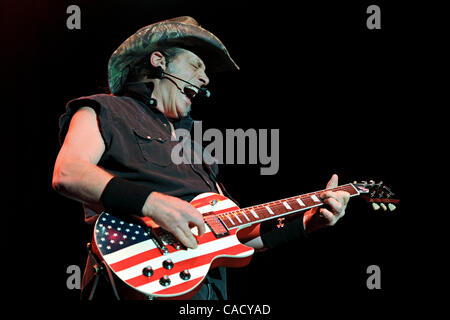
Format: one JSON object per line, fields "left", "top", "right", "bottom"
{"left": 108, "top": 18, "right": 239, "bottom": 94}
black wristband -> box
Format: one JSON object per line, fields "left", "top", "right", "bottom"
{"left": 100, "top": 177, "right": 154, "bottom": 217}
{"left": 260, "top": 216, "right": 308, "bottom": 249}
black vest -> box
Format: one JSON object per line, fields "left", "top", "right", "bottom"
{"left": 59, "top": 83, "right": 227, "bottom": 300}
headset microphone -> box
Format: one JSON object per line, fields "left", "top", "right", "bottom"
{"left": 155, "top": 66, "right": 211, "bottom": 98}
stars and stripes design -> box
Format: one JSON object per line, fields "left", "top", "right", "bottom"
{"left": 95, "top": 214, "right": 149, "bottom": 253}
{"left": 94, "top": 192, "right": 254, "bottom": 299}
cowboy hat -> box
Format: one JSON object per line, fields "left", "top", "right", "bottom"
{"left": 108, "top": 16, "right": 239, "bottom": 94}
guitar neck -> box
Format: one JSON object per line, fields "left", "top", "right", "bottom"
{"left": 212, "top": 183, "right": 361, "bottom": 230}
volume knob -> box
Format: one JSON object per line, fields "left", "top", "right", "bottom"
{"left": 180, "top": 269, "right": 191, "bottom": 281}
{"left": 142, "top": 266, "right": 154, "bottom": 277}
{"left": 163, "top": 259, "right": 174, "bottom": 270}
{"left": 160, "top": 275, "right": 171, "bottom": 287}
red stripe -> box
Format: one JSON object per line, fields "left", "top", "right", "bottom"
{"left": 190, "top": 194, "right": 229, "bottom": 209}
{"left": 155, "top": 277, "right": 203, "bottom": 298}
{"left": 126, "top": 244, "right": 252, "bottom": 291}
{"left": 109, "top": 231, "right": 232, "bottom": 272}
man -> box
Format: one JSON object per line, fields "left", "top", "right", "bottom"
{"left": 53, "top": 16, "right": 350, "bottom": 300}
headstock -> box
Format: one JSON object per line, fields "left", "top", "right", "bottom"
{"left": 352, "top": 180, "right": 400, "bottom": 212}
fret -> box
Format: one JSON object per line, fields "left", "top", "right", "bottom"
{"left": 265, "top": 205, "right": 275, "bottom": 215}
{"left": 226, "top": 214, "right": 235, "bottom": 226}
{"left": 286, "top": 198, "right": 302, "bottom": 211}
{"left": 257, "top": 205, "right": 273, "bottom": 219}
{"left": 212, "top": 184, "right": 361, "bottom": 230}
{"left": 233, "top": 213, "right": 242, "bottom": 224}
{"left": 242, "top": 209, "right": 255, "bottom": 222}
{"left": 269, "top": 202, "right": 287, "bottom": 215}
{"left": 282, "top": 201, "right": 292, "bottom": 210}
{"left": 250, "top": 209, "right": 259, "bottom": 219}
{"left": 300, "top": 196, "right": 315, "bottom": 207}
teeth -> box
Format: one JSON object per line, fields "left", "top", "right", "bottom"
{"left": 184, "top": 85, "right": 199, "bottom": 98}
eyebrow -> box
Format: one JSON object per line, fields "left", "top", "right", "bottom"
{"left": 191, "top": 58, "right": 205, "bottom": 70}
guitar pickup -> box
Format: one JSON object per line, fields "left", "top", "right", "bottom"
{"left": 204, "top": 215, "right": 229, "bottom": 238}
{"left": 147, "top": 227, "right": 170, "bottom": 255}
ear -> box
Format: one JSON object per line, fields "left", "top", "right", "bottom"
{"left": 149, "top": 51, "right": 166, "bottom": 70}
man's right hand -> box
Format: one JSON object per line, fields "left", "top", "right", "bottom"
{"left": 142, "top": 192, "right": 206, "bottom": 249}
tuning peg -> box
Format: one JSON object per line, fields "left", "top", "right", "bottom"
{"left": 383, "top": 185, "right": 395, "bottom": 199}
{"left": 372, "top": 203, "right": 380, "bottom": 211}
{"left": 388, "top": 203, "right": 397, "bottom": 212}
{"left": 380, "top": 203, "right": 387, "bottom": 211}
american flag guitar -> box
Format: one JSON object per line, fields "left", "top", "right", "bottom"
{"left": 92, "top": 181, "right": 399, "bottom": 299}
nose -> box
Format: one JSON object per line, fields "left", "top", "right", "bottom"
{"left": 198, "top": 70, "right": 209, "bottom": 87}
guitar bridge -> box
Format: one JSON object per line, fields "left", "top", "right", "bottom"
{"left": 147, "top": 227, "right": 172, "bottom": 255}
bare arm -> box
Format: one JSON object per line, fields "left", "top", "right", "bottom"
{"left": 52, "top": 106, "right": 113, "bottom": 206}
{"left": 52, "top": 106, "right": 205, "bottom": 248}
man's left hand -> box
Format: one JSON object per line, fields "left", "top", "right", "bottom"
{"left": 303, "top": 174, "right": 350, "bottom": 234}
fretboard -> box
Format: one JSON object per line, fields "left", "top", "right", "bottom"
{"left": 213, "top": 183, "right": 360, "bottom": 230}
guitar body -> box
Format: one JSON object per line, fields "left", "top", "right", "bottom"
{"left": 92, "top": 192, "right": 255, "bottom": 300}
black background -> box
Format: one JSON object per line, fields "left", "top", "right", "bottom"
{"left": 4, "top": 0, "right": 442, "bottom": 316}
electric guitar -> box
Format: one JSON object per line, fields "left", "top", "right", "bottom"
{"left": 92, "top": 180, "right": 399, "bottom": 299}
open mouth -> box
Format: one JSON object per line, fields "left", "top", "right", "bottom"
{"left": 183, "top": 85, "right": 199, "bottom": 100}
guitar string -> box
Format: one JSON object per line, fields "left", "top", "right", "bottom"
{"left": 209, "top": 184, "right": 358, "bottom": 228}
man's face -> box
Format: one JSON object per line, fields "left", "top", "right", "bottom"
{"left": 159, "top": 49, "right": 209, "bottom": 119}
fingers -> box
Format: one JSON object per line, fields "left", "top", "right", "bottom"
{"left": 143, "top": 193, "right": 206, "bottom": 249}
{"left": 163, "top": 210, "right": 203, "bottom": 249}
{"left": 326, "top": 174, "right": 339, "bottom": 189}
{"left": 318, "top": 207, "right": 338, "bottom": 226}
{"left": 319, "top": 189, "right": 350, "bottom": 219}
{"left": 174, "top": 225, "right": 199, "bottom": 250}
{"left": 175, "top": 205, "right": 205, "bottom": 249}
{"left": 187, "top": 205, "right": 206, "bottom": 237}
{"left": 320, "top": 191, "right": 350, "bottom": 207}
{"left": 322, "top": 197, "right": 346, "bottom": 216}
{"left": 304, "top": 175, "right": 351, "bottom": 233}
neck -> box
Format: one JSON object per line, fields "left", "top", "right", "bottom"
{"left": 204, "top": 184, "right": 361, "bottom": 234}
